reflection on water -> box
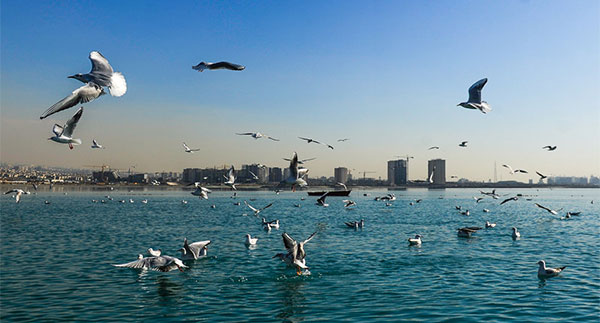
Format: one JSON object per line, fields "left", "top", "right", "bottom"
{"left": 276, "top": 277, "right": 307, "bottom": 323}
{"left": 156, "top": 276, "right": 183, "bottom": 301}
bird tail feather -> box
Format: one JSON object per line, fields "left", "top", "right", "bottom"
{"left": 109, "top": 72, "right": 127, "bottom": 97}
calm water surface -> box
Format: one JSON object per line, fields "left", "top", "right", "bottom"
{"left": 1, "top": 188, "right": 599, "bottom": 322}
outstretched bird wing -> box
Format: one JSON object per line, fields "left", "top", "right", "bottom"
{"left": 89, "top": 51, "right": 114, "bottom": 74}
{"left": 62, "top": 107, "right": 83, "bottom": 138}
{"left": 40, "top": 83, "right": 102, "bottom": 119}
{"left": 467, "top": 78, "right": 487, "bottom": 103}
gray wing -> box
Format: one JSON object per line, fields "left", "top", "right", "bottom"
{"left": 189, "top": 240, "right": 211, "bottom": 250}
{"left": 289, "top": 152, "right": 299, "bottom": 178}
{"left": 261, "top": 203, "right": 273, "bottom": 211}
{"left": 114, "top": 257, "right": 153, "bottom": 269}
{"left": 89, "top": 51, "right": 114, "bottom": 74}
{"left": 317, "top": 192, "right": 329, "bottom": 204}
{"left": 303, "top": 231, "right": 318, "bottom": 244}
{"left": 236, "top": 133, "right": 253, "bottom": 136}
{"left": 40, "top": 83, "right": 102, "bottom": 119}
{"left": 282, "top": 233, "right": 297, "bottom": 252}
{"left": 62, "top": 107, "right": 84, "bottom": 138}
{"left": 210, "top": 61, "right": 245, "bottom": 70}
{"left": 182, "top": 238, "right": 199, "bottom": 259}
{"left": 228, "top": 166, "right": 236, "bottom": 181}
{"left": 300, "top": 158, "right": 316, "bottom": 163}
{"left": 467, "top": 78, "right": 487, "bottom": 103}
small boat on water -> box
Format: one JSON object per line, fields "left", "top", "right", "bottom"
{"left": 307, "top": 190, "right": 351, "bottom": 197}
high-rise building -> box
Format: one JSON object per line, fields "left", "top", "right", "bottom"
{"left": 269, "top": 167, "right": 283, "bottom": 182}
{"left": 387, "top": 159, "right": 407, "bottom": 185}
{"left": 428, "top": 159, "right": 446, "bottom": 185}
{"left": 334, "top": 167, "right": 349, "bottom": 184}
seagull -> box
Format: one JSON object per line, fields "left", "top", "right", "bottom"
{"left": 500, "top": 196, "right": 519, "bottom": 205}
{"left": 181, "top": 200, "right": 188, "bottom": 204}
{"left": 337, "top": 182, "right": 348, "bottom": 190}
{"left": 316, "top": 192, "right": 329, "bottom": 207}
{"left": 223, "top": 166, "right": 236, "bottom": 190}
{"left": 459, "top": 141, "right": 468, "bottom": 147}
{"left": 511, "top": 227, "right": 521, "bottom": 239}
{"left": 236, "top": 132, "right": 279, "bottom": 141}
{"left": 483, "top": 208, "right": 490, "bottom": 213}
{"left": 343, "top": 200, "right": 356, "bottom": 207}
{"left": 178, "top": 238, "right": 211, "bottom": 260}
{"left": 536, "top": 171, "right": 547, "bottom": 180}
{"left": 428, "top": 146, "right": 440, "bottom": 150}
{"left": 248, "top": 170, "right": 259, "bottom": 180}
{"left": 324, "top": 143, "right": 334, "bottom": 150}
{"left": 428, "top": 167, "right": 435, "bottom": 183}
{"left": 282, "top": 157, "right": 316, "bottom": 165}
{"left": 44, "top": 200, "right": 51, "bottom": 205}
{"left": 566, "top": 211, "right": 581, "bottom": 217}
{"left": 245, "top": 234, "right": 258, "bottom": 246}
{"left": 48, "top": 107, "right": 84, "bottom": 150}
{"left": 457, "top": 227, "right": 482, "bottom": 238}
{"left": 408, "top": 234, "right": 422, "bottom": 245}
{"left": 182, "top": 142, "right": 200, "bottom": 153}
{"left": 537, "top": 260, "right": 566, "bottom": 278}
{"left": 191, "top": 184, "right": 211, "bottom": 199}
{"left": 502, "top": 164, "right": 528, "bottom": 174}
{"left": 113, "top": 255, "right": 187, "bottom": 272}
{"left": 273, "top": 232, "right": 317, "bottom": 275}
{"left": 4, "top": 189, "right": 29, "bottom": 203}
{"left": 344, "top": 219, "right": 364, "bottom": 229}
{"left": 147, "top": 248, "right": 162, "bottom": 257}
{"left": 485, "top": 221, "right": 496, "bottom": 228}
{"left": 460, "top": 210, "right": 470, "bottom": 216}
{"left": 534, "top": 203, "right": 562, "bottom": 215}
{"left": 245, "top": 200, "right": 273, "bottom": 216}
{"left": 193, "top": 61, "right": 245, "bottom": 72}
{"left": 141, "top": 199, "right": 148, "bottom": 204}
{"left": 542, "top": 146, "right": 557, "bottom": 151}
{"left": 282, "top": 152, "right": 308, "bottom": 191}
{"left": 337, "top": 138, "right": 350, "bottom": 142}
{"left": 68, "top": 51, "right": 127, "bottom": 96}
{"left": 262, "top": 218, "right": 280, "bottom": 230}
{"left": 474, "top": 197, "right": 484, "bottom": 203}
{"left": 298, "top": 137, "right": 321, "bottom": 144}
{"left": 91, "top": 139, "right": 105, "bottom": 149}
{"left": 457, "top": 78, "right": 491, "bottom": 114}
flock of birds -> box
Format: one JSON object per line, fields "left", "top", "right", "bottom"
{"left": 16, "top": 50, "right": 577, "bottom": 279}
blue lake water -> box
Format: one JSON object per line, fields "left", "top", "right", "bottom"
{"left": 1, "top": 188, "right": 598, "bottom": 322}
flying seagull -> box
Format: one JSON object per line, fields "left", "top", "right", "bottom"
{"left": 542, "top": 146, "right": 557, "bottom": 151}
{"left": 248, "top": 170, "right": 259, "bottom": 180}
{"left": 236, "top": 132, "right": 279, "bottom": 141}
{"left": 534, "top": 203, "right": 562, "bottom": 215}
{"left": 193, "top": 61, "right": 245, "bottom": 72}
{"left": 457, "top": 78, "right": 491, "bottom": 114}
{"left": 298, "top": 137, "right": 321, "bottom": 144}
{"left": 68, "top": 51, "right": 127, "bottom": 97}
{"left": 343, "top": 199, "right": 356, "bottom": 208}
{"left": 502, "top": 164, "right": 527, "bottom": 174}
{"left": 223, "top": 166, "right": 237, "bottom": 190}
{"left": 459, "top": 141, "right": 468, "bottom": 147}
{"left": 182, "top": 142, "right": 200, "bottom": 153}
{"left": 273, "top": 232, "right": 317, "bottom": 275}
{"left": 337, "top": 138, "right": 350, "bottom": 142}
{"left": 316, "top": 192, "right": 330, "bottom": 207}
{"left": 282, "top": 152, "right": 308, "bottom": 191}
{"left": 113, "top": 255, "right": 187, "bottom": 272}
{"left": 536, "top": 171, "right": 548, "bottom": 180}
{"left": 48, "top": 107, "right": 84, "bottom": 150}
{"left": 190, "top": 183, "right": 211, "bottom": 199}
{"left": 282, "top": 157, "right": 316, "bottom": 164}
{"left": 4, "top": 189, "right": 30, "bottom": 203}
{"left": 244, "top": 200, "right": 273, "bottom": 216}
{"left": 500, "top": 196, "right": 518, "bottom": 205}
{"left": 91, "top": 139, "right": 105, "bottom": 149}
{"left": 537, "top": 260, "right": 566, "bottom": 278}
{"left": 178, "top": 238, "right": 211, "bottom": 260}
{"left": 324, "top": 143, "right": 334, "bottom": 150}
{"left": 428, "top": 146, "right": 440, "bottom": 150}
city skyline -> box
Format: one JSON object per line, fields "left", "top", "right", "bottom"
{"left": 1, "top": 1, "right": 598, "bottom": 181}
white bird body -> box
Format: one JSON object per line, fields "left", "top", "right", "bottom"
{"left": 408, "top": 234, "right": 422, "bottom": 245}
{"left": 283, "top": 152, "right": 308, "bottom": 191}
{"left": 512, "top": 227, "right": 521, "bottom": 239}
{"left": 245, "top": 234, "right": 258, "bottom": 246}
{"left": 147, "top": 248, "right": 162, "bottom": 257}
{"left": 274, "top": 232, "right": 317, "bottom": 275}
{"left": 537, "top": 260, "right": 566, "bottom": 278}
{"left": 182, "top": 142, "right": 200, "bottom": 153}
{"left": 485, "top": 221, "right": 496, "bottom": 228}
{"left": 191, "top": 184, "right": 211, "bottom": 199}
{"left": 224, "top": 166, "right": 237, "bottom": 190}
{"left": 48, "top": 107, "right": 84, "bottom": 149}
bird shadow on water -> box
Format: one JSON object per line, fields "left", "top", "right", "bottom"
{"left": 155, "top": 275, "right": 184, "bottom": 303}
{"left": 275, "top": 277, "right": 308, "bottom": 323}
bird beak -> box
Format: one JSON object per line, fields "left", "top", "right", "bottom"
{"left": 68, "top": 75, "right": 76, "bottom": 79}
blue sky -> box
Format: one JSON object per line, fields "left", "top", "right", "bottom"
{"left": 1, "top": 1, "right": 598, "bottom": 180}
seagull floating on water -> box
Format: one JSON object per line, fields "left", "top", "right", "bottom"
{"left": 48, "top": 107, "right": 83, "bottom": 150}
{"left": 245, "top": 234, "right": 258, "bottom": 246}
{"left": 511, "top": 227, "right": 521, "bottom": 239}
{"left": 485, "top": 221, "right": 496, "bottom": 228}
{"left": 274, "top": 232, "right": 317, "bottom": 275}
{"left": 457, "top": 78, "right": 491, "bottom": 114}
{"left": 457, "top": 227, "right": 482, "bottom": 238}
{"left": 193, "top": 61, "right": 245, "bottom": 72}
{"left": 344, "top": 219, "right": 364, "bottom": 229}
{"left": 537, "top": 260, "right": 565, "bottom": 278}
{"left": 262, "top": 218, "right": 280, "bottom": 230}
{"left": 236, "top": 132, "right": 279, "bottom": 141}
{"left": 408, "top": 234, "right": 422, "bottom": 245}
{"left": 178, "top": 238, "right": 211, "bottom": 260}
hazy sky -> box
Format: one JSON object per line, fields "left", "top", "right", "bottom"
{"left": 1, "top": 1, "right": 599, "bottom": 181}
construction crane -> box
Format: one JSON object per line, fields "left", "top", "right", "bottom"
{"left": 361, "top": 171, "right": 376, "bottom": 179}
